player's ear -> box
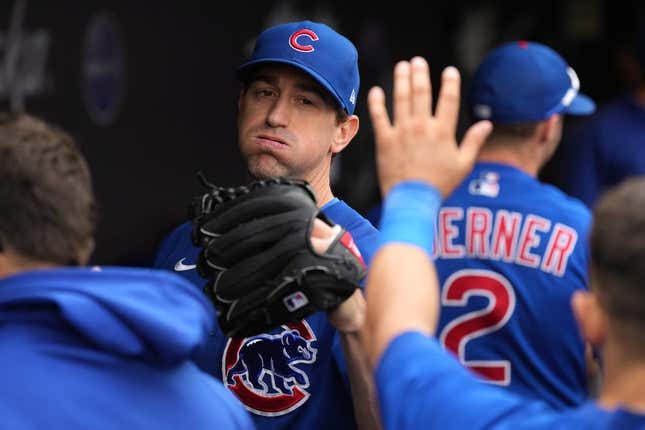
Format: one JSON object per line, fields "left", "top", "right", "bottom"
{"left": 571, "top": 290, "right": 607, "bottom": 348}
{"left": 331, "top": 114, "right": 359, "bottom": 155}
{"left": 538, "top": 114, "right": 562, "bottom": 144}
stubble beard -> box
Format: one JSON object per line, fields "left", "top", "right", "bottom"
{"left": 246, "top": 153, "right": 293, "bottom": 180}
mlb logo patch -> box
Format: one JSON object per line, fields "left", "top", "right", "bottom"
{"left": 284, "top": 291, "right": 309, "bottom": 312}
{"left": 469, "top": 171, "right": 500, "bottom": 198}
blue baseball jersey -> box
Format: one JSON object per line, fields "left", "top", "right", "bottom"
{"left": 0, "top": 267, "right": 255, "bottom": 430}
{"left": 376, "top": 331, "right": 645, "bottom": 430}
{"left": 154, "top": 198, "right": 380, "bottom": 430}
{"left": 557, "top": 93, "right": 645, "bottom": 208}
{"left": 433, "top": 162, "right": 592, "bottom": 408}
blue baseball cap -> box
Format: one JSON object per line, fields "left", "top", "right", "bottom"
{"left": 469, "top": 41, "right": 596, "bottom": 124}
{"left": 237, "top": 20, "right": 360, "bottom": 115}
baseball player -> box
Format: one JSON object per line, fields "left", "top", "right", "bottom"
{"left": 364, "top": 55, "right": 645, "bottom": 429}
{"left": 438, "top": 41, "right": 596, "bottom": 408}
{"left": 0, "top": 113, "right": 255, "bottom": 429}
{"left": 154, "top": 21, "right": 380, "bottom": 430}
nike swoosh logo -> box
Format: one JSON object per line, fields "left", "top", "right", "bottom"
{"left": 174, "top": 257, "right": 197, "bottom": 271}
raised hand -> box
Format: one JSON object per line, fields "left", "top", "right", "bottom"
{"left": 367, "top": 57, "right": 492, "bottom": 197}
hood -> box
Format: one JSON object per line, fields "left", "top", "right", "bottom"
{"left": 0, "top": 267, "right": 214, "bottom": 366}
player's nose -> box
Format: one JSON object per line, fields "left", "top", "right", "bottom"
{"left": 266, "top": 96, "right": 292, "bottom": 127}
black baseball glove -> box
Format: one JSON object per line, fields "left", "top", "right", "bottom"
{"left": 190, "top": 175, "right": 367, "bottom": 338}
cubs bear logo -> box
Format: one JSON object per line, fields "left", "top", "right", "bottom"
{"left": 222, "top": 321, "right": 318, "bottom": 416}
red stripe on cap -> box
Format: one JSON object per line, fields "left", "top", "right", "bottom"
{"left": 518, "top": 40, "right": 529, "bottom": 49}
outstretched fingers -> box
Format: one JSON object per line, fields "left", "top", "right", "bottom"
{"left": 434, "top": 66, "right": 461, "bottom": 140}
{"left": 392, "top": 60, "right": 411, "bottom": 124}
{"left": 369, "top": 58, "right": 485, "bottom": 197}
{"left": 410, "top": 57, "right": 432, "bottom": 117}
{"left": 368, "top": 86, "right": 392, "bottom": 146}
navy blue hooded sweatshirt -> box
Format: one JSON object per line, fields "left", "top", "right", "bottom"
{"left": 0, "top": 267, "right": 255, "bottom": 429}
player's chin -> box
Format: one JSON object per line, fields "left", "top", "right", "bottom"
{"left": 246, "top": 154, "right": 292, "bottom": 180}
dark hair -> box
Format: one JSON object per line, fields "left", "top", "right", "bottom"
{"left": 591, "top": 176, "right": 645, "bottom": 351}
{"left": 487, "top": 121, "right": 539, "bottom": 141}
{"left": 0, "top": 113, "right": 96, "bottom": 265}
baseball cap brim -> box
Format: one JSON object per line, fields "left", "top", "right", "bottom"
{"left": 237, "top": 58, "right": 348, "bottom": 114}
{"left": 563, "top": 92, "right": 596, "bottom": 116}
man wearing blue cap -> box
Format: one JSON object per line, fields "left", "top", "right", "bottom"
{"left": 427, "top": 41, "right": 596, "bottom": 409}
{"left": 153, "top": 21, "right": 380, "bottom": 430}
{"left": 362, "top": 54, "right": 645, "bottom": 430}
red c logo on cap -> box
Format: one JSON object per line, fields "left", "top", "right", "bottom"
{"left": 289, "top": 29, "right": 319, "bottom": 53}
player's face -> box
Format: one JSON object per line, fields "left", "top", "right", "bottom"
{"left": 237, "top": 64, "right": 344, "bottom": 182}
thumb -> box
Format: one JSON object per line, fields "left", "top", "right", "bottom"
{"left": 459, "top": 120, "right": 492, "bottom": 168}
{"left": 310, "top": 222, "right": 342, "bottom": 254}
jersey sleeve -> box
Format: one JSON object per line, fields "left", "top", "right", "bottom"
{"left": 375, "top": 331, "right": 553, "bottom": 430}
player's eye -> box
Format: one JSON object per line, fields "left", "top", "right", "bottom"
{"left": 295, "top": 95, "right": 317, "bottom": 107}
{"left": 255, "top": 88, "right": 277, "bottom": 98}
{"left": 298, "top": 96, "right": 313, "bottom": 105}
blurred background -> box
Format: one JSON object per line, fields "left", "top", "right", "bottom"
{"left": 0, "top": 0, "right": 642, "bottom": 266}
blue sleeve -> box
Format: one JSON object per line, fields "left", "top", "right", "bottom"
{"left": 376, "top": 332, "right": 553, "bottom": 430}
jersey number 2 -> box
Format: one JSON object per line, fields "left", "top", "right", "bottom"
{"left": 439, "top": 269, "right": 516, "bottom": 385}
